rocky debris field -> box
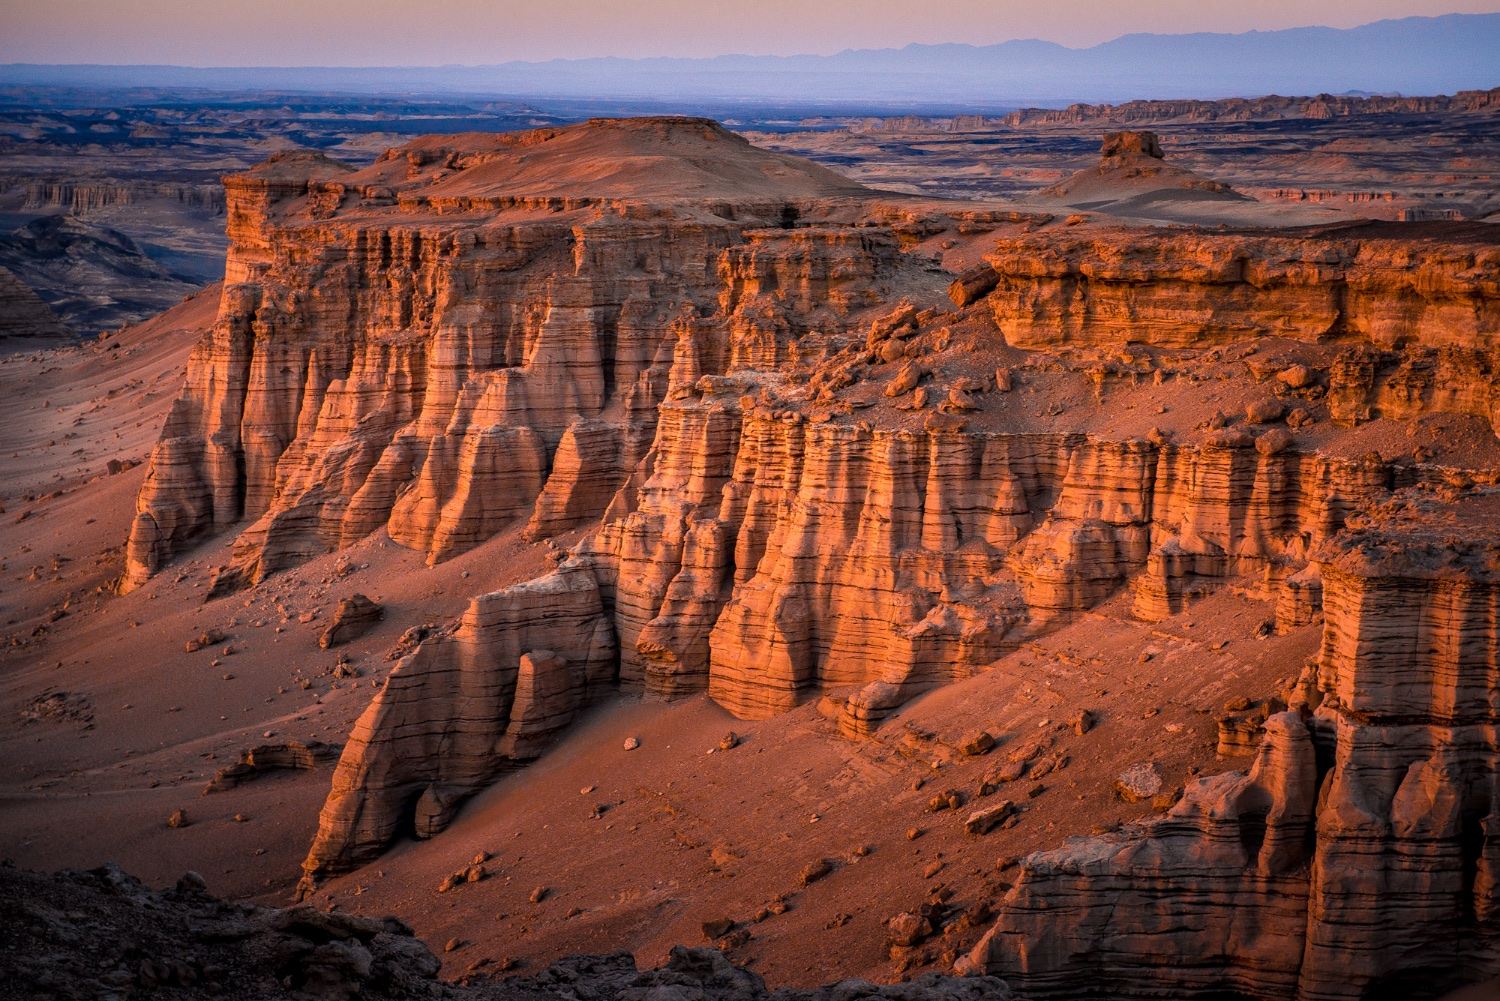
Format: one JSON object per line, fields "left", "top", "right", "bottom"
{"left": 0, "top": 862, "right": 1011, "bottom": 1001}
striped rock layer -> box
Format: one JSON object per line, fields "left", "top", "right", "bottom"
{"left": 116, "top": 122, "right": 1500, "bottom": 994}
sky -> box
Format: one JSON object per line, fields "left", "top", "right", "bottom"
{"left": 3, "top": 1, "right": 1498, "bottom": 65}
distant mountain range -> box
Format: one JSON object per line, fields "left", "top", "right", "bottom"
{"left": 3, "top": 13, "right": 1498, "bottom": 108}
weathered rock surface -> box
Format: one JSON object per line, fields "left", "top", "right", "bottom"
{"left": 306, "top": 387, "right": 1470, "bottom": 875}
{"left": 203, "top": 740, "right": 341, "bottom": 793}
{"left": 0, "top": 862, "right": 447, "bottom": 1001}
{"left": 977, "top": 226, "right": 1499, "bottom": 361}
{"left": 117, "top": 121, "right": 1500, "bottom": 999}
{"left": 319, "top": 594, "right": 383, "bottom": 649}
{"left": 0, "top": 863, "right": 1012, "bottom": 1001}
{"left": 123, "top": 120, "right": 899, "bottom": 593}
{"left": 961, "top": 489, "right": 1500, "bottom": 1000}
{"left": 1039, "top": 131, "right": 1245, "bottom": 208}
{"left": 302, "top": 564, "right": 616, "bottom": 881}
{"left": 0, "top": 264, "right": 70, "bottom": 341}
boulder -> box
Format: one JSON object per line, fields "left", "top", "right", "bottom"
{"left": 319, "top": 594, "right": 382, "bottom": 649}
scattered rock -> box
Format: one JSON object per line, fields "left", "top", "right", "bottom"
{"left": 884, "top": 361, "right": 924, "bottom": 397}
{"left": 1277, "top": 364, "right": 1315, "bottom": 389}
{"left": 1256, "top": 428, "right": 1294, "bottom": 455}
{"left": 319, "top": 594, "right": 383, "bottom": 649}
{"left": 798, "top": 859, "right": 833, "bottom": 886}
{"left": 184, "top": 629, "right": 227, "bottom": 653}
{"left": 965, "top": 800, "right": 1019, "bottom": 835}
{"left": 702, "top": 917, "right": 735, "bottom": 940}
{"left": 887, "top": 911, "right": 934, "bottom": 948}
{"left": 960, "top": 730, "right": 996, "bottom": 756}
{"left": 947, "top": 264, "right": 1000, "bottom": 307}
{"left": 1069, "top": 709, "right": 1094, "bottom": 735}
{"left": 1245, "top": 398, "right": 1286, "bottom": 424}
{"left": 1114, "top": 761, "right": 1165, "bottom": 803}
{"left": 927, "top": 789, "right": 965, "bottom": 812}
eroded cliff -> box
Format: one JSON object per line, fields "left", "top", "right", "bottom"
{"left": 121, "top": 117, "right": 1500, "bottom": 997}
{"left": 961, "top": 488, "right": 1500, "bottom": 1000}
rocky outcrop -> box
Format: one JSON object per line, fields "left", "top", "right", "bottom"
{"left": 127, "top": 127, "right": 1500, "bottom": 1001}
{"left": 961, "top": 488, "right": 1500, "bottom": 1000}
{"left": 2, "top": 863, "right": 447, "bottom": 1001}
{"left": 203, "top": 740, "right": 341, "bottom": 793}
{"left": 2, "top": 863, "right": 1012, "bottom": 1001}
{"left": 302, "top": 563, "right": 616, "bottom": 881}
{"left": 1039, "top": 132, "right": 1243, "bottom": 207}
{"left": 977, "top": 227, "right": 1500, "bottom": 357}
{"left": 306, "top": 395, "right": 1463, "bottom": 875}
{"left": 123, "top": 122, "right": 902, "bottom": 594}
{"left": 1000, "top": 88, "right": 1500, "bottom": 128}
{"left": 22, "top": 179, "right": 225, "bottom": 215}
{"left": 1327, "top": 342, "right": 1498, "bottom": 432}
{"left": 0, "top": 265, "right": 69, "bottom": 341}
{"left": 320, "top": 594, "right": 383, "bottom": 648}
{"left": 1099, "top": 130, "right": 1164, "bottom": 159}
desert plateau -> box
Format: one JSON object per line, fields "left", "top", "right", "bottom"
{"left": 1, "top": 6, "right": 1499, "bottom": 1001}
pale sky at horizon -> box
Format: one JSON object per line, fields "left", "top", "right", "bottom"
{"left": 3, "top": 0, "right": 1497, "bottom": 66}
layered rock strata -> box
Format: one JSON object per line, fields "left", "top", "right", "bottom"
{"left": 303, "top": 399, "right": 1471, "bottom": 878}
{"left": 304, "top": 563, "right": 616, "bottom": 877}
{"left": 962, "top": 489, "right": 1500, "bottom": 1000}
{"left": 978, "top": 228, "right": 1499, "bottom": 358}
{"left": 0, "top": 264, "right": 69, "bottom": 341}
{"left": 119, "top": 128, "right": 1500, "bottom": 997}
{"left": 123, "top": 125, "right": 901, "bottom": 593}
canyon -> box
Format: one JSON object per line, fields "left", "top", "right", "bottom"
{"left": 2, "top": 110, "right": 1498, "bottom": 1001}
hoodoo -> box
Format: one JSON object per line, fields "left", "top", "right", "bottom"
{"left": 1039, "top": 128, "right": 1249, "bottom": 212}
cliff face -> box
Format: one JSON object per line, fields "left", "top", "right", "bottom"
{"left": 123, "top": 129, "right": 898, "bottom": 594}
{"left": 22, "top": 179, "right": 226, "bottom": 215}
{"left": 999, "top": 88, "right": 1500, "bottom": 127}
{"left": 981, "top": 229, "right": 1500, "bottom": 354}
{"left": 125, "top": 119, "right": 1500, "bottom": 995}
{"left": 297, "top": 393, "right": 1470, "bottom": 883}
{"left": 961, "top": 490, "right": 1500, "bottom": 1000}
{"left": 978, "top": 228, "right": 1500, "bottom": 433}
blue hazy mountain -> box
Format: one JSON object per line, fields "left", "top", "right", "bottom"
{"left": 2, "top": 13, "right": 1497, "bottom": 107}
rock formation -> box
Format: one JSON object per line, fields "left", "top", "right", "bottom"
{"left": 119, "top": 118, "right": 1500, "bottom": 996}
{"left": 1, "top": 862, "right": 1011, "bottom": 1001}
{"left": 0, "top": 264, "right": 69, "bottom": 341}
{"left": 961, "top": 488, "right": 1500, "bottom": 1000}
{"left": 0, "top": 214, "right": 199, "bottom": 333}
{"left": 320, "top": 594, "right": 383, "bottom": 648}
{"left": 1039, "top": 130, "right": 1246, "bottom": 208}
{"left": 1000, "top": 88, "right": 1500, "bottom": 128}
{"left": 979, "top": 226, "right": 1499, "bottom": 361}
{"left": 203, "top": 740, "right": 341, "bottom": 793}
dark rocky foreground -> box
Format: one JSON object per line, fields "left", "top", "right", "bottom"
{"left": 0, "top": 863, "right": 1011, "bottom": 1001}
